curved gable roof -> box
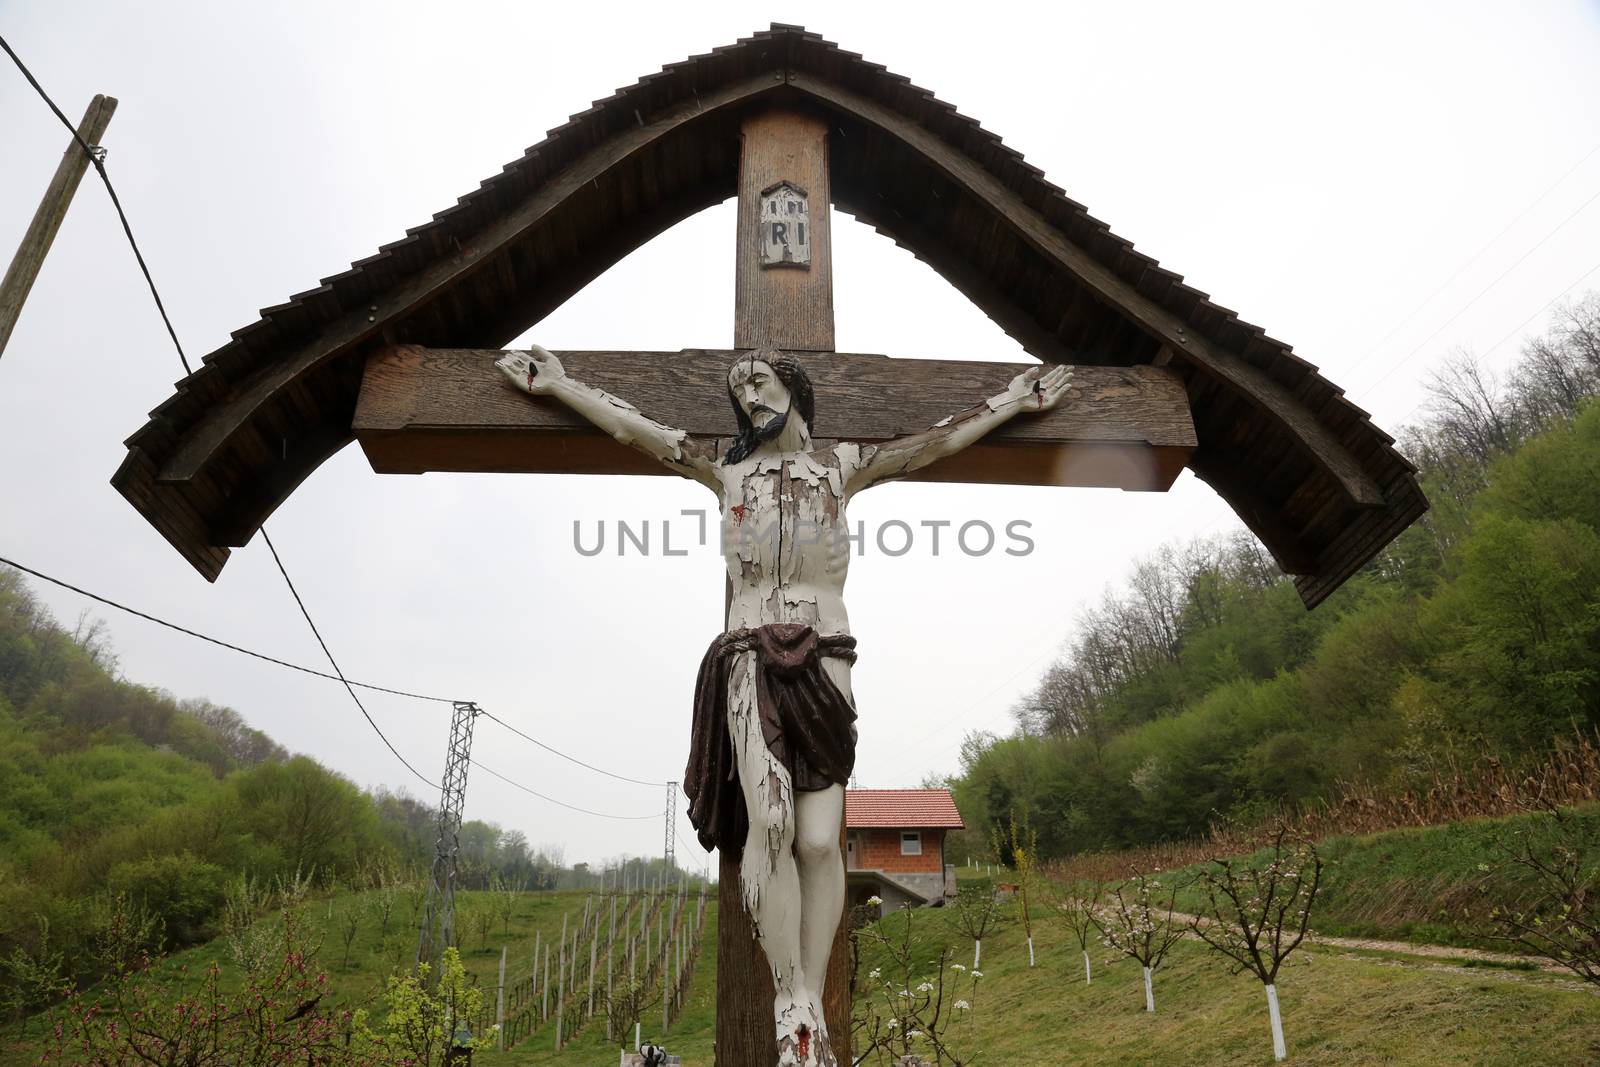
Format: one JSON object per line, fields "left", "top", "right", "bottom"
{"left": 113, "top": 24, "right": 1424, "bottom": 606}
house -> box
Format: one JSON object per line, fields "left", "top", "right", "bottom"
{"left": 845, "top": 788, "right": 964, "bottom": 913}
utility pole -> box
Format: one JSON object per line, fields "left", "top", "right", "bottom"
{"left": 418, "top": 700, "right": 481, "bottom": 982}
{"left": 0, "top": 94, "right": 117, "bottom": 360}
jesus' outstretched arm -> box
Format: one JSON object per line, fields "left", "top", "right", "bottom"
{"left": 844, "top": 362, "right": 1074, "bottom": 492}
{"left": 495, "top": 346, "right": 721, "bottom": 490}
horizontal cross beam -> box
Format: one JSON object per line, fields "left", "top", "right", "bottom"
{"left": 353, "top": 345, "right": 1196, "bottom": 492}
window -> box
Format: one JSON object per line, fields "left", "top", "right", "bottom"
{"left": 900, "top": 831, "right": 922, "bottom": 856}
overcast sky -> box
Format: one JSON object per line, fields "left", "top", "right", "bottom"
{"left": 4, "top": 1, "right": 1599, "bottom": 869}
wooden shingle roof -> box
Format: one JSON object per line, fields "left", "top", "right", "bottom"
{"left": 113, "top": 24, "right": 1424, "bottom": 606}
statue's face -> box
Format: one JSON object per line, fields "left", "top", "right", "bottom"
{"left": 728, "top": 359, "right": 792, "bottom": 431}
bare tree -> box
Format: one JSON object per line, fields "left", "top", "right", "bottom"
{"left": 339, "top": 900, "right": 364, "bottom": 970}
{"left": 1093, "top": 872, "right": 1187, "bottom": 1013}
{"left": 946, "top": 882, "right": 1007, "bottom": 971}
{"left": 71, "top": 609, "right": 119, "bottom": 675}
{"left": 1479, "top": 806, "right": 1600, "bottom": 985}
{"left": 1048, "top": 879, "right": 1103, "bottom": 985}
{"left": 1189, "top": 829, "right": 1324, "bottom": 1061}
{"left": 1425, "top": 351, "right": 1521, "bottom": 465}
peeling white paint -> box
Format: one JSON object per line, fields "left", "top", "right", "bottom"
{"left": 502, "top": 351, "right": 1074, "bottom": 1067}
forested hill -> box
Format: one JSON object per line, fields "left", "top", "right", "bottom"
{"left": 0, "top": 571, "right": 586, "bottom": 1012}
{"left": 951, "top": 295, "right": 1600, "bottom": 859}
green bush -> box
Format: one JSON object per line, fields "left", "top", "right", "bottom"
{"left": 106, "top": 854, "right": 227, "bottom": 946}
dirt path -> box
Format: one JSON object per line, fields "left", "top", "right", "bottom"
{"left": 1170, "top": 911, "right": 1566, "bottom": 974}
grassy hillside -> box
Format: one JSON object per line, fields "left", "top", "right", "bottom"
{"left": 849, "top": 907, "right": 1600, "bottom": 1066}
{"left": 1048, "top": 804, "right": 1600, "bottom": 951}
{"left": 17, "top": 872, "right": 1596, "bottom": 1067}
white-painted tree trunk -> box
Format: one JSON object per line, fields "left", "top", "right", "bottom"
{"left": 1027, "top": 936, "right": 1035, "bottom": 968}
{"left": 1143, "top": 966, "right": 1154, "bottom": 1012}
{"left": 496, "top": 947, "right": 507, "bottom": 1050}
{"left": 1266, "top": 983, "right": 1286, "bottom": 1061}
{"left": 1083, "top": 949, "right": 1092, "bottom": 985}
{"left": 973, "top": 939, "right": 982, "bottom": 970}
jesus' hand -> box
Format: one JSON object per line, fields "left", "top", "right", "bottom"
{"left": 1004, "top": 364, "right": 1074, "bottom": 412}
{"left": 495, "top": 345, "right": 566, "bottom": 395}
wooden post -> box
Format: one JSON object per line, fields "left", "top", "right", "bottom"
{"left": 0, "top": 94, "right": 117, "bottom": 361}
{"left": 542, "top": 944, "right": 550, "bottom": 1021}
{"left": 718, "top": 104, "right": 852, "bottom": 1066}
{"left": 607, "top": 895, "right": 616, "bottom": 1038}
{"left": 531, "top": 929, "right": 541, "bottom": 1008}
{"left": 587, "top": 932, "right": 597, "bottom": 1017}
{"left": 496, "top": 946, "right": 507, "bottom": 1050}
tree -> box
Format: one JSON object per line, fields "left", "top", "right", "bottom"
{"left": 994, "top": 812, "right": 1039, "bottom": 967}
{"left": 1189, "top": 829, "right": 1324, "bottom": 1061}
{"left": 45, "top": 910, "right": 364, "bottom": 1067}
{"left": 1093, "top": 872, "right": 1186, "bottom": 1013}
{"left": 1048, "top": 880, "right": 1102, "bottom": 985}
{"left": 946, "top": 882, "right": 1006, "bottom": 970}
{"left": 355, "top": 947, "right": 487, "bottom": 1066}
{"left": 1478, "top": 806, "right": 1600, "bottom": 985}
{"left": 0, "top": 917, "right": 67, "bottom": 1036}
{"left": 854, "top": 907, "right": 983, "bottom": 1066}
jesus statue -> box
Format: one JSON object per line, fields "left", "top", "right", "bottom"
{"left": 497, "top": 345, "right": 1073, "bottom": 1066}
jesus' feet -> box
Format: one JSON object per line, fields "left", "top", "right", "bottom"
{"left": 775, "top": 997, "right": 835, "bottom": 1067}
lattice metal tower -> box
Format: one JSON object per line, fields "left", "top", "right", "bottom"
{"left": 664, "top": 780, "right": 677, "bottom": 873}
{"left": 418, "top": 700, "right": 480, "bottom": 980}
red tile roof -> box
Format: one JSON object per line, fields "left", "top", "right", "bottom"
{"left": 846, "top": 789, "right": 965, "bottom": 830}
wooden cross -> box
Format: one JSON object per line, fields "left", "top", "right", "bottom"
{"left": 349, "top": 107, "right": 1195, "bottom": 1064}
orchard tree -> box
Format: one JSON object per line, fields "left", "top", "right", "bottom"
{"left": 1093, "top": 872, "right": 1186, "bottom": 1013}
{"left": 1050, "top": 880, "right": 1103, "bottom": 985}
{"left": 1189, "top": 829, "right": 1323, "bottom": 1061}
{"left": 947, "top": 882, "right": 1008, "bottom": 971}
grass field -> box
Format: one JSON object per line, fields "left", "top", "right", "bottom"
{"left": 11, "top": 810, "right": 1600, "bottom": 1066}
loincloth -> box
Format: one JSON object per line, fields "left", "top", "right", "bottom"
{"left": 683, "top": 623, "right": 858, "bottom": 855}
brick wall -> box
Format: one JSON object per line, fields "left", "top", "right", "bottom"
{"left": 851, "top": 829, "right": 944, "bottom": 873}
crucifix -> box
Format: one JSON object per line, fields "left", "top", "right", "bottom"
{"left": 495, "top": 110, "right": 1070, "bottom": 1067}
{"left": 354, "top": 108, "right": 1192, "bottom": 1067}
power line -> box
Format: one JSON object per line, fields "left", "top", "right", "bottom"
{"left": 1341, "top": 139, "right": 1600, "bottom": 383}
{"left": 1389, "top": 257, "right": 1600, "bottom": 430}
{"left": 3, "top": 36, "right": 685, "bottom": 816}
{"left": 469, "top": 757, "right": 659, "bottom": 821}
{"left": 2, "top": 35, "right": 443, "bottom": 789}
{"left": 1, "top": 33, "right": 192, "bottom": 373}
{"left": 1358, "top": 183, "right": 1600, "bottom": 397}
{"left": 0, "top": 553, "right": 697, "bottom": 795}
{"left": 479, "top": 709, "right": 668, "bottom": 788}
{"left": 259, "top": 530, "right": 435, "bottom": 788}
{"left": 0, "top": 551, "right": 682, "bottom": 818}
{"left": 0, "top": 553, "right": 455, "bottom": 702}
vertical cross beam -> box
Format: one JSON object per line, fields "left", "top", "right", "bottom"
{"left": 719, "top": 106, "right": 852, "bottom": 1066}
{"left": 733, "top": 110, "right": 834, "bottom": 352}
